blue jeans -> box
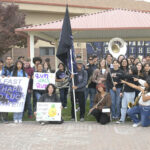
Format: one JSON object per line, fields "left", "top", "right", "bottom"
{"left": 13, "top": 112, "right": 23, "bottom": 121}
{"left": 85, "top": 88, "right": 96, "bottom": 108}
{"left": 127, "top": 105, "right": 150, "bottom": 127}
{"left": 24, "top": 92, "right": 33, "bottom": 116}
{"left": 110, "top": 88, "right": 121, "bottom": 118}
{"left": 120, "top": 92, "right": 135, "bottom": 122}
{"left": 59, "top": 88, "right": 68, "bottom": 107}
{"left": 35, "top": 91, "right": 42, "bottom": 102}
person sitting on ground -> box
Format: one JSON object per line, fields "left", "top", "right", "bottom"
{"left": 91, "top": 83, "right": 111, "bottom": 125}
{"left": 34, "top": 83, "right": 63, "bottom": 125}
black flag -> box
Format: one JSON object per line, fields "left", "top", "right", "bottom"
{"left": 56, "top": 5, "right": 76, "bottom": 72}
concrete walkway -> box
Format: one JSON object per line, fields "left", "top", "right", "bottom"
{"left": 0, "top": 121, "right": 150, "bottom": 150}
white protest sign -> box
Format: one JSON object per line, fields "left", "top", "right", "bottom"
{"left": 33, "top": 72, "right": 55, "bottom": 90}
{"left": 0, "top": 77, "right": 29, "bottom": 112}
{"left": 36, "top": 102, "right": 61, "bottom": 121}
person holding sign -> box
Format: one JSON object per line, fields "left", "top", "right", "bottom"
{"left": 34, "top": 83, "right": 63, "bottom": 125}
{"left": 33, "top": 64, "right": 46, "bottom": 111}
{"left": 11, "top": 60, "right": 28, "bottom": 123}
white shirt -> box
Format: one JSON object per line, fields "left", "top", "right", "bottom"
{"left": 139, "top": 90, "right": 150, "bottom": 106}
{"left": 138, "top": 79, "right": 146, "bottom": 87}
{"left": 102, "top": 69, "right": 106, "bottom": 75}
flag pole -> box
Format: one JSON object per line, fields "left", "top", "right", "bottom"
{"left": 70, "top": 49, "right": 77, "bottom": 122}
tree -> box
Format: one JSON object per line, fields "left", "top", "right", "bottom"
{"left": 0, "top": 3, "right": 27, "bottom": 56}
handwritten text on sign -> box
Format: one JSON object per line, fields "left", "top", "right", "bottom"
{"left": 33, "top": 72, "right": 55, "bottom": 90}
{"left": 36, "top": 102, "right": 61, "bottom": 121}
{"left": 0, "top": 77, "right": 29, "bottom": 112}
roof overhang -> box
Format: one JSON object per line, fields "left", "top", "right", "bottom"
{"left": 15, "top": 9, "right": 150, "bottom": 42}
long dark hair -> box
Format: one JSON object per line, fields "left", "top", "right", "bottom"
{"left": 146, "top": 77, "right": 150, "bottom": 92}
{"left": 45, "top": 83, "right": 56, "bottom": 94}
{"left": 98, "top": 59, "right": 107, "bottom": 70}
{"left": 58, "top": 62, "right": 65, "bottom": 70}
{"left": 12, "top": 60, "right": 26, "bottom": 77}
{"left": 130, "top": 66, "right": 138, "bottom": 76}
{"left": 120, "top": 58, "right": 129, "bottom": 71}
{"left": 136, "top": 62, "right": 143, "bottom": 75}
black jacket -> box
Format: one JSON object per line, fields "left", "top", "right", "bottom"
{"left": 106, "top": 68, "right": 124, "bottom": 90}
{"left": 34, "top": 93, "right": 60, "bottom": 111}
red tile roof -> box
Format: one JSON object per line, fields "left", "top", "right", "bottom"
{"left": 2, "top": 0, "right": 150, "bottom": 11}
{"left": 16, "top": 8, "right": 150, "bottom": 32}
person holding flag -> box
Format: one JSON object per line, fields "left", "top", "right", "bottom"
{"left": 70, "top": 60, "right": 87, "bottom": 121}
{"left": 56, "top": 5, "right": 78, "bottom": 121}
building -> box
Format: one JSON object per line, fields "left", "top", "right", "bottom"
{"left": 1, "top": 0, "right": 150, "bottom": 69}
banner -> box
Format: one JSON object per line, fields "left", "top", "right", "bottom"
{"left": 0, "top": 77, "right": 29, "bottom": 112}
{"left": 87, "top": 41, "right": 150, "bottom": 58}
{"left": 36, "top": 102, "right": 61, "bottom": 121}
{"left": 33, "top": 72, "right": 55, "bottom": 90}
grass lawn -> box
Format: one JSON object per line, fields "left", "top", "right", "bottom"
{"left": 7, "top": 98, "right": 96, "bottom": 122}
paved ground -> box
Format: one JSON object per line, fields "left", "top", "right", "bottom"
{"left": 0, "top": 121, "right": 150, "bottom": 150}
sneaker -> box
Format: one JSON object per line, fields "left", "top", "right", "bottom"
{"left": 116, "top": 120, "right": 124, "bottom": 124}
{"left": 18, "top": 120, "right": 22, "bottom": 124}
{"left": 132, "top": 122, "right": 141, "bottom": 127}
{"left": 76, "top": 107, "right": 80, "bottom": 112}
{"left": 14, "top": 120, "right": 18, "bottom": 124}
{"left": 80, "top": 118, "right": 84, "bottom": 122}
{"left": 40, "top": 122, "right": 45, "bottom": 125}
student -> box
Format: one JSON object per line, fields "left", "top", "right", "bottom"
{"left": 91, "top": 83, "right": 111, "bottom": 125}
{"left": 116, "top": 66, "right": 138, "bottom": 124}
{"left": 56, "top": 63, "right": 68, "bottom": 108}
{"left": 85, "top": 56, "right": 97, "bottom": 108}
{"left": 32, "top": 57, "right": 42, "bottom": 72}
{"left": 0, "top": 59, "right": 9, "bottom": 123}
{"left": 0, "top": 59, "right": 9, "bottom": 76}
{"left": 70, "top": 60, "right": 87, "bottom": 122}
{"left": 24, "top": 58, "right": 34, "bottom": 119}
{"left": 44, "top": 58, "right": 52, "bottom": 73}
{"left": 33, "top": 64, "right": 45, "bottom": 111}
{"left": 34, "top": 84, "right": 63, "bottom": 125}
{"left": 143, "top": 63, "right": 150, "bottom": 80}
{"left": 92, "top": 59, "right": 108, "bottom": 86}
{"left": 106, "top": 60, "right": 123, "bottom": 120}
{"left": 32, "top": 57, "right": 42, "bottom": 111}
{"left": 43, "top": 62, "right": 51, "bottom": 73}
{"left": 11, "top": 60, "right": 28, "bottom": 123}
{"left": 122, "top": 77, "right": 150, "bottom": 127}
{"left": 4, "top": 56, "right": 14, "bottom": 75}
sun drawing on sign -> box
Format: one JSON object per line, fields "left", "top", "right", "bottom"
{"left": 48, "top": 104, "right": 57, "bottom": 117}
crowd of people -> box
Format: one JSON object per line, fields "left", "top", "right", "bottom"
{"left": 0, "top": 53, "right": 150, "bottom": 127}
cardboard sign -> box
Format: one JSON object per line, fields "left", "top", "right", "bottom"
{"left": 0, "top": 77, "right": 29, "bottom": 112}
{"left": 33, "top": 72, "right": 55, "bottom": 90}
{"left": 36, "top": 102, "right": 61, "bottom": 121}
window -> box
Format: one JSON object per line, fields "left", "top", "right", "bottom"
{"left": 40, "top": 47, "right": 55, "bottom": 56}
